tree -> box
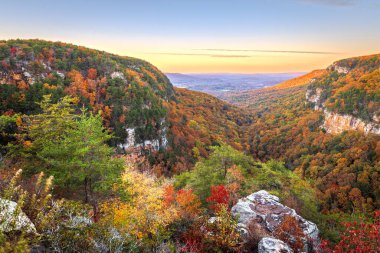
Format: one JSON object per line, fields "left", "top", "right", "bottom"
{"left": 39, "top": 111, "right": 122, "bottom": 202}
{"left": 163, "top": 185, "right": 201, "bottom": 219}
{"left": 8, "top": 95, "right": 77, "bottom": 170}
{"left": 87, "top": 68, "right": 97, "bottom": 80}
{"left": 12, "top": 95, "right": 123, "bottom": 203}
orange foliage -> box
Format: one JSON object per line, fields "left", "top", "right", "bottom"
{"left": 164, "top": 185, "right": 201, "bottom": 219}
{"left": 87, "top": 68, "right": 97, "bottom": 79}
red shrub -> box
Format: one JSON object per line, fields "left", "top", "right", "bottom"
{"left": 206, "top": 185, "right": 230, "bottom": 212}
{"left": 320, "top": 210, "right": 380, "bottom": 253}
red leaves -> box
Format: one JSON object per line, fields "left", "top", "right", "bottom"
{"left": 274, "top": 215, "right": 305, "bottom": 252}
{"left": 320, "top": 210, "right": 380, "bottom": 253}
{"left": 10, "top": 47, "right": 17, "bottom": 55}
{"left": 206, "top": 184, "right": 230, "bottom": 212}
{"left": 163, "top": 185, "right": 176, "bottom": 206}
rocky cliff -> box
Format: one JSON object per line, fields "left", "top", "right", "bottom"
{"left": 306, "top": 54, "right": 380, "bottom": 135}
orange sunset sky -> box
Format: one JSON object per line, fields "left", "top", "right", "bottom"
{"left": 1, "top": 0, "right": 379, "bottom": 73}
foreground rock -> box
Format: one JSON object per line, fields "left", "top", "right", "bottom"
{"left": 0, "top": 198, "right": 36, "bottom": 233}
{"left": 231, "top": 190, "right": 319, "bottom": 252}
{"left": 258, "top": 237, "right": 293, "bottom": 253}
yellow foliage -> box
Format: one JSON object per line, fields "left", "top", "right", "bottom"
{"left": 102, "top": 160, "right": 178, "bottom": 239}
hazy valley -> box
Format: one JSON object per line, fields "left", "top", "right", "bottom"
{"left": 166, "top": 72, "right": 304, "bottom": 97}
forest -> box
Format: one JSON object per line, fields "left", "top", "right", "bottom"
{"left": 0, "top": 40, "right": 379, "bottom": 252}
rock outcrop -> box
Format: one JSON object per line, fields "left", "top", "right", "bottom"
{"left": 118, "top": 119, "right": 168, "bottom": 152}
{"left": 322, "top": 110, "right": 380, "bottom": 135}
{"left": 258, "top": 237, "right": 293, "bottom": 253}
{"left": 0, "top": 198, "right": 36, "bottom": 233}
{"left": 231, "top": 190, "right": 319, "bottom": 252}
{"left": 305, "top": 88, "right": 324, "bottom": 111}
{"left": 328, "top": 62, "right": 351, "bottom": 74}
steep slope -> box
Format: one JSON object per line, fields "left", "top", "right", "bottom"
{"left": 0, "top": 39, "right": 173, "bottom": 150}
{"left": 306, "top": 54, "right": 380, "bottom": 134}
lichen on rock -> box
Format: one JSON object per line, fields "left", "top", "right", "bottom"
{"left": 0, "top": 198, "right": 36, "bottom": 234}
{"left": 231, "top": 190, "right": 319, "bottom": 252}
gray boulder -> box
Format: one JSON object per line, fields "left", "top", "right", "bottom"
{"left": 231, "top": 190, "right": 319, "bottom": 251}
{"left": 0, "top": 198, "right": 36, "bottom": 233}
{"left": 258, "top": 237, "right": 293, "bottom": 253}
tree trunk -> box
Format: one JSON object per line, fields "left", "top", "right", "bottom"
{"left": 84, "top": 177, "right": 88, "bottom": 203}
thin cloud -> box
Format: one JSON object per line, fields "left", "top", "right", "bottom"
{"left": 196, "top": 49, "right": 339, "bottom": 55}
{"left": 148, "top": 52, "right": 251, "bottom": 58}
{"left": 298, "top": 0, "right": 357, "bottom": 6}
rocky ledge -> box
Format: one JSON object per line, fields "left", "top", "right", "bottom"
{"left": 231, "top": 190, "right": 319, "bottom": 252}
{"left": 306, "top": 88, "right": 379, "bottom": 135}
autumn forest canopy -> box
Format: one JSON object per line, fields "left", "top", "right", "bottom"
{"left": 0, "top": 40, "right": 379, "bottom": 252}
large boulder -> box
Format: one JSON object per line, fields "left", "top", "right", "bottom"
{"left": 0, "top": 198, "right": 36, "bottom": 233}
{"left": 258, "top": 237, "right": 293, "bottom": 253}
{"left": 231, "top": 190, "right": 319, "bottom": 251}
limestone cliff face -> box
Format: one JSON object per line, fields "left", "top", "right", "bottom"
{"left": 322, "top": 110, "right": 380, "bottom": 135}
{"left": 306, "top": 89, "right": 380, "bottom": 135}
{"left": 118, "top": 120, "right": 168, "bottom": 152}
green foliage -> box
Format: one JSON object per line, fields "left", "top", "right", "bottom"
{"left": 9, "top": 95, "right": 123, "bottom": 202}
{"left": 175, "top": 144, "right": 318, "bottom": 213}
{"left": 175, "top": 144, "right": 253, "bottom": 203}
{"left": 0, "top": 115, "right": 17, "bottom": 158}
{"left": 125, "top": 82, "right": 167, "bottom": 144}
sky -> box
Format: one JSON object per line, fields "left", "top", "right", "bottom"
{"left": 1, "top": 0, "right": 379, "bottom": 73}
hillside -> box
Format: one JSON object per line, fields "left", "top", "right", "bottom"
{"left": 0, "top": 39, "right": 254, "bottom": 175}
{"left": 0, "top": 39, "right": 173, "bottom": 150}
{"left": 166, "top": 55, "right": 380, "bottom": 217}
{"left": 164, "top": 88, "right": 252, "bottom": 173}
{"left": 306, "top": 54, "right": 380, "bottom": 134}
{"left": 273, "top": 69, "right": 326, "bottom": 90}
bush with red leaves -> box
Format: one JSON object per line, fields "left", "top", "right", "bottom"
{"left": 320, "top": 210, "right": 380, "bottom": 253}
{"left": 206, "top": 184, "right": 230, "bottom": 213}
